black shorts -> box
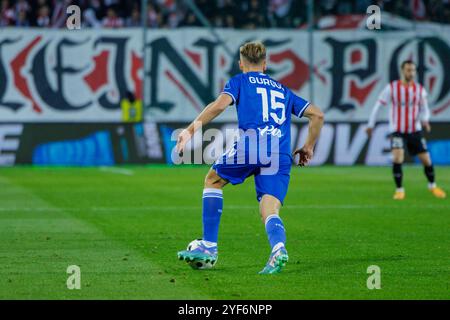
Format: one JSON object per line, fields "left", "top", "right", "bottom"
{"left": 390, "top": 131, "right": 428, "bottom": 156}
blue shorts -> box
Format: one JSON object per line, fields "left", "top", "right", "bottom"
{"left": 212, "top": 153, "right": 292, "bottom": 205}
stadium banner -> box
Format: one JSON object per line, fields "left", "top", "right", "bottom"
{"left": 1, "top": 28, "right": 450, "bottom": 122}
{"left": 146, "top": 29, "right": 450, "bottom": 122}
{"left": 0, "top": 28, "right": 143, "bottom": 122}
{"left": 1, "top": 122, "right": 448, "bottom": 166}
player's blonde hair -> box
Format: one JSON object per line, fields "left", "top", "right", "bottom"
{"left": 239, "top": 41, "right": 266, "bottom": 65}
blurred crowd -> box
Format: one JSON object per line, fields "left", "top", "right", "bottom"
{"left": 1, "top": 0, "right": 449, "bottom": 28}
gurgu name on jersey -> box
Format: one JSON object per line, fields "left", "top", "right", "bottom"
{"left": 249, "top": 76, "right": 284, "bottom": 90}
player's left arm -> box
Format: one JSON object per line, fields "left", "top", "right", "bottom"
{"left": 293, "top": 104, "right": 324, "bottom": 166}
{"left": 419, "top": 88, "right": 431, "bottom": 133}
{"left": 176, "top": 94, "right": 232, "bottom": 154}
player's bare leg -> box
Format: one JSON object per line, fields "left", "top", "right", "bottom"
{"left": 177, "top": 169, "right": 228, "bottom": 267}
{"left": 258, "top": 194, "right": 289, "bottom": 274}
{"left": 259, "top": 194, "right": 281, "bottom": 222}
{"left": 417, "top": 152, "right": 446, "bottom": 198}
{"left": 204, "top": 168, "right": 228, "bottom": 189}
{"left": 392, "top": 148, "right": 405, "bottom": 200}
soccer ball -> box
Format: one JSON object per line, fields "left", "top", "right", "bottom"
{"left": 186, "top": 239, "right": 217, "bottom": 270}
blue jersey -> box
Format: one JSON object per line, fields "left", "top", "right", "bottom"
{"left": 221, "top": 72, "right": 310, "bottom": 156}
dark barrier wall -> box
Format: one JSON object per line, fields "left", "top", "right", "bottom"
{"left": 0, "top": 123, "right": 150, "bottom": 166}
{"left": 1, "top": 122, "right": 448, "bottom": 166}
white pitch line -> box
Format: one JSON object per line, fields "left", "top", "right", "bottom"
{"left": 87, "top": 204, "right": 450, "bottom": 211}
{"left": 0, "top": 207, "right": 62, "bottom": 212}
{"left": 99, "top": 166, "right": 134, "bottom": 176}
{"left": 0, "top": 204, "right": 449, "bottom": 212}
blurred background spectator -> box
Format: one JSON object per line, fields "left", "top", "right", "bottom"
{"left": 102, "top": 6, "right": 124, "bottom": 27}
{"left": 1, "top": 0, "right": 16, "bottom": 26}
{"left": 0, "top": 0, "right": 448, "bottom": 28}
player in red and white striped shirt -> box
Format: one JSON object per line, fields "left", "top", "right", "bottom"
{"left": 366, "top": 60, "right": 446, "bottom": 200}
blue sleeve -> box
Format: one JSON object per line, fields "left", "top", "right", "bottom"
{"left": 291, "top": 91, "right": 310, "bottom": 118}
{"left": 221, "top": 76, "right": 240, "bottom": 105}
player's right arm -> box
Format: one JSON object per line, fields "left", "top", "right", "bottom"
{"left": 176, "top": 76, "right": 240, "bottom": 155}
{"left": 176, "top": 94, "right": 232, "bottom": 155}
{"left": 366, "top": 84, "right": 390, "bottom": 137}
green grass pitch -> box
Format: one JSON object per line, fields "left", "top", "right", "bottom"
{"left": 0, "top": 165, "right": 449, "bottom": 299}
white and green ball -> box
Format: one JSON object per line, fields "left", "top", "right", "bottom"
{"left": 187, "top": 239, "right": 217, "bottom": 270}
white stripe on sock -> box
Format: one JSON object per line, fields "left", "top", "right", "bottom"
{"left": 265, "top": 214, "right": 280, "bottom": 226}
{"left": 202, "top": 195, "right": 223, "bottom": 199}
{"left": 203, "top": 188, "right": 223, "bottom": 195}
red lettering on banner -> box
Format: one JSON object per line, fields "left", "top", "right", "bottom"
{"left": 349, "top": 78, "right": 378, "bottom": 106}
{"left": 184, "top": 49, "right": 201, "bottom": 69}
{"left": 131, "top": 51, "right": 143, "bottom": 100}
{"left": 351, "top": 49, "right": 362, "bottom": 64}
{"left": 10, "top": 36, "right": 43, "bottom": 113}
{"left": 269, "top": 49, "right": 308, "bottom": 91}
{"left": 84, "top": 50, "right": 110, "bottom": 93}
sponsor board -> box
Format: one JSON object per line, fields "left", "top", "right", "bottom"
{"left": 0, "top": 124, "right": 22, "bottom": 165}
{"left": 1, "top": 122, "right": 448, "bottom": 166}
{"left": 0, "top": 123, "right": 150, "bottom": 166}
{"left": 155, "top": 122, "right": 450, "bottom": 166}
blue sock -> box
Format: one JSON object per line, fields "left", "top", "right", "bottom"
{"left": 202, "top": 188, "right": 223, "bottom": 244}
{"left": 265, "top": 214, "right": 286, "bottom": 251}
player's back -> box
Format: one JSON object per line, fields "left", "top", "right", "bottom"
{"left": 222, "top": 71, "right": 310, "bottom": 156}
{"left": 233, "top": 72, "right": 287, "bottom": 131}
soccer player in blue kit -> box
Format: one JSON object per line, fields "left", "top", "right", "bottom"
{"left": 176, "top": 41, "right": 324, "bottom": 274}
